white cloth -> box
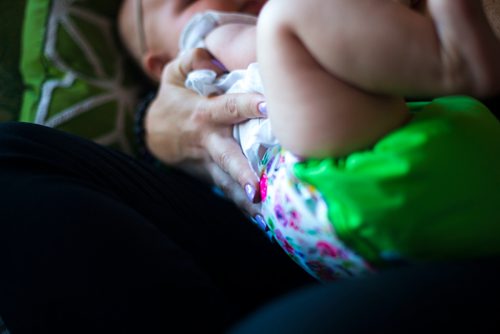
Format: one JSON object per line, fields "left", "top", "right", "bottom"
{"left": 179, "top": 11, "right": 278, "bottom": 173}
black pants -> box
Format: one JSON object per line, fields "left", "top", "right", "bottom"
{"left": 231, "top": 257, "right": 500, "bottom": 333}
{"left": 1, "top": 122, "right": 499, "bottom": 334}
{"left": 0, "top": 122, "right": 314, "bottom": 333}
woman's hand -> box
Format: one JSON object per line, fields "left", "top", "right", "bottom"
{"left": 145, "top": 48, "right": 266, "bottom": 216}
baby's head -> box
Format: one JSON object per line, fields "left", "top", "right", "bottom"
{"left": 118, "top": 0, "right": 266, "bottom": 82}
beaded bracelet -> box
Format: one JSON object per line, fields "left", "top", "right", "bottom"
{"left": 134, "top": 91, "right": 158, "bottom": 164}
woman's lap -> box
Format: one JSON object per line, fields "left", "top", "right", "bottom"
{"left": 231, "top": 256, "right": 500, "bottom": 333}
{"left": 4, "top": 122, "right": 496, "bottom": 334}
{"left": 0, "top": 122, "right": 313, "bottom": 333}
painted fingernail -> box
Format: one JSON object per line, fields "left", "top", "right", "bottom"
{"left": 245, "top": 184, "right": 256, "bottom": 202}
{"left": 258, "top": 102, "right": 267, "bottom": 116}
{"left": 211, "top": 58, "right": 227, "bottom": 72}
{"left": 252, "top": 214, "right": 267, "bottom": 232}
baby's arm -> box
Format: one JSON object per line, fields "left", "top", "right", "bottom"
{"left": 261, "top": 0, "right": 500, "bottom": 99}
{"left": 257, "top": 0, "right": 411, "bottom": 158}
{"left": 204, "top": 23, "right": 257, "bottom": 71}
{"left": 257, "top": 0, "right": 500, "bottom": 158}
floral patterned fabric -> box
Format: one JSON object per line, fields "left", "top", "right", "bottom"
{"left": 259, "top": 146, "right": 373, "bottom": 282}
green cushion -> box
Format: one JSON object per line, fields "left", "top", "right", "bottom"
{"left": 0, "top": 1, "right": 26, "bottom": 122}
{"left": 20, "top": 0, "right": 142, "bottom": 154}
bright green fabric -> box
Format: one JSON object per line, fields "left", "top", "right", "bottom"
{"left": 20, "top": 0, "right": 141, "bottom": 154}
{"left": 294, "top": 96, "right": 500, "bottom": 264}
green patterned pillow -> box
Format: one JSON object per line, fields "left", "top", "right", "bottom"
{"left": 20, "top": 0, "right": 142, "bottom": 154}
{"left": 0, "top": 1, "right": 26, "bottom": 122}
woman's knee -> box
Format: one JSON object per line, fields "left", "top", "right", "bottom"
{"left": 0, "top": 121, "right": 56, "bottom": 148}
{"left": 0, "top": 121, "right": 31, "bottom": 139}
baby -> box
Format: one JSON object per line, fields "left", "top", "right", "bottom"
{"left": 119, "top": 0, "right": 500, "bottom": 281}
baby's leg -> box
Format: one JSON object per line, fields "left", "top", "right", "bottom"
{"left": 257, "top": 0, "right": 409, "bottom": 158}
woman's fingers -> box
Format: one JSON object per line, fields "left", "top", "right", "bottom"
{"left": 196, "top": 93, "right": 267, "bottom": 126}
{"left": 204, "top": 132, "right": 261, "bottom": 203}
{"left": 162, "top": 47, "right": 267, "bottom": 128}
{"left": 148, "top": 49, "right": 265, "bottom": 207}
{"left": 163, "top": 48, "right": 226, "bottom": 85}
{"left": 207, "top": 161, "right": 262, "bottom": 216}
{"left": 168, "top": 49, "right": 267, "bottom": 125}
